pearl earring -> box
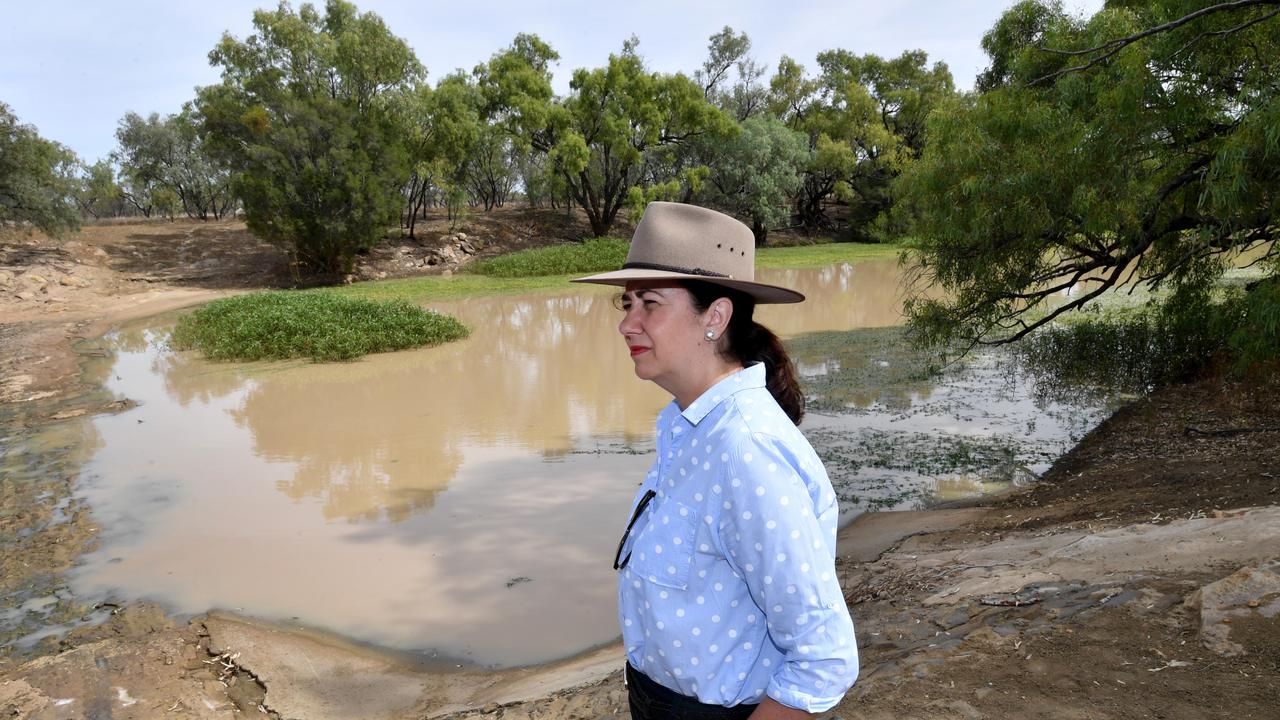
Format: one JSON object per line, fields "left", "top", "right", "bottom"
{"left": 705, "top": 329, "right": 716, "bottom": 340}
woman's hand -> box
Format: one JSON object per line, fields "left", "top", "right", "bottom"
{"left": 748, "top": 697, "right": 817, "bottom": 719}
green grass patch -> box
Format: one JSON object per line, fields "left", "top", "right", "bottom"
{"left": 171, "top": 291, "right": 469, "bottom": 362}
{"left": 757, "top": 242, "right": 903, "bottom": 268}
{"left": 469, "top": 237, "right": 630, "bottom": 277}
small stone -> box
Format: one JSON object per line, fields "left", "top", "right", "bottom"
{"left": 455, "top": 232, "right": 467, "bottom": 240}
{"left": 398, "top": 245, "right": 413, "bottom": 255}
{"left": 16, "top": 290, "right": 35, "bottom": 301}
{"left": 459, "top": 240, "right": 476, "bottom": 255}
{"left": 441, "top": 269, "right": 453, "bottom": 278}
{"left": 0, "top": 270, "right": 13, "bottom": 287}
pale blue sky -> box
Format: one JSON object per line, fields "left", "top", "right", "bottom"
{"left": 1, "top": 1, "right": 1103, "bottom": 163}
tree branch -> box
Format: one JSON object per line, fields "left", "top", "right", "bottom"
{"left": 1030, "top": 0, "right": 1280, "bottom": 85}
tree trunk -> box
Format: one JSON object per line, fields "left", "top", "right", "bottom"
{"left": 752, "top": 219, "right": 767, "bottom": 247}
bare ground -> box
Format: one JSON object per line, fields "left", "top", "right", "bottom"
{"left": 1, "top": 213, "right": 1277, "bottom": 719}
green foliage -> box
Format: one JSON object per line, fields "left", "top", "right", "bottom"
{"left": 1230, "top": 275, "right": 1280, "bottom": 373}
{"left": 0, "top": 102, "right": 80, "bottom": 237}
{"left": 541, "top": 38, "right": 734, "bottom": 236}
{"left": 196, "top": 0, "right": 421, "bottom": 274}
{"left": 171, "top": 291, "right": 467, "bottom": 362}
{"left": 701, "top": 116, "right": 809, "bottom": 245}
{"left": 903, "top": 0, "right": 1280, "bottom": 352}
{"left": 468, "top": 237, "right": 629, "bottom": 277}
{"left": 74, "top": 159, "right": 122, "bottom": 219}
{"left": 768, "top": 50, "right": 954, "bottom": 234}
{"left": 114, "top": 109, "right": 236, "bottom": 221}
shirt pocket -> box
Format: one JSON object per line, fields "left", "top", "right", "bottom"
{"left": 627, "top": 499, "right": 698, "bottom": 590}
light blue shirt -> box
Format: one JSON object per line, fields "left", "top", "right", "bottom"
{"left": 618, "top": 363, "right": 858, "bottom": 712}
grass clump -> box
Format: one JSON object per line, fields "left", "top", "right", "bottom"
{"left": 171, "top": 291, "right": 468, "bottom": 362}
{"left": 469, "top": 237, "right": 629, "bottom": 277}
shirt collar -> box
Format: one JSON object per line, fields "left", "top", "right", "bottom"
{"left": 679, "top": 363, "right": 766, "bottom": 426}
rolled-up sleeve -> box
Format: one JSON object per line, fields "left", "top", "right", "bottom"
{"left": 718, "top": 431, "right": 858, "bottom": 712}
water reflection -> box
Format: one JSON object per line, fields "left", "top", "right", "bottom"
{"left": 65, "top": 257, "right": 1097, "bottom": 666}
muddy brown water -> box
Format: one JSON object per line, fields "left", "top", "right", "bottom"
{"left": 44, "top": 259, "right": 1111, "bottom": 667}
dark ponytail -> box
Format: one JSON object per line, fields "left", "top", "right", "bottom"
{"left": 683, "top": 281, "right": 805, "bottom": 425}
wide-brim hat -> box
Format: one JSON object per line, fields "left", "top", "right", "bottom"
{"left": 572, "top": 202, "right": 804, "bottom": 304}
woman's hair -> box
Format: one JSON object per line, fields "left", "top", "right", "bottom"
{"left": 682, "top": 280, "right": 805, "bottom": 425}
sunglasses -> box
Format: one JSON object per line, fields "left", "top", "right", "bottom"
{"left": 613, "top": 489, "right": 657, "bottom": 571}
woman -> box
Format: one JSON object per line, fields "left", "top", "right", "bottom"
{"left": 574, "top": 202, "right": 858, "bottom": 719}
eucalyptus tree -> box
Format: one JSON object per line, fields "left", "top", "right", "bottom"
{"left": 695, "top": 26, "right": 768, "bottom": 122}
{"left": 0, "top": 102, "right": 80, "bottom": 237}
{"left": 400, "top": 72, "right": 484, "bottom": 232}
{"left": 196, "top": 0, "right": 421, "bottom": 274}
{"left": 701, "top": 116, "right": 810, "bottom": 246}
{"left": 547, "top": 38, "right": 732, "bottom": 237}
{"left": 768, "top": 49, "right": 952, "bottom": 236}
{"left": 902, "top": 0, "right": 1280, "bottom": 348}
{"left": 75, "top": 159, "right": 123, "bottom": 219}
{"left": 115, "top": 110, "right": 236, "bottom": 221}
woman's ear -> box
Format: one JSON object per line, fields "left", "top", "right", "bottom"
{"left": 709, "top": 296, "right": 734, "bottom": 336}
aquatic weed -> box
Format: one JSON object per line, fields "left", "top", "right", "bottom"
{"left": 170, "top": 291, "right": 468, "bottom": 362}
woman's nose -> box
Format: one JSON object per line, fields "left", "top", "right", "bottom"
{"left": 618, "top": 307, "right": 640, "bottom": 337}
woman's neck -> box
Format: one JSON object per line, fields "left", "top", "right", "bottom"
{"left": 670, "top": 360, "right": 746, "bottom": 411}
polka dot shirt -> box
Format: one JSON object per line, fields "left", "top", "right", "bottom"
{"left": 618, "top": 363, "right": 858, "bottom": 712}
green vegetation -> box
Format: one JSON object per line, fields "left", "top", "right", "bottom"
{"left": 0, "top": 103, "right": 80, "bottom": 237}
{"left": 469, "top": 237, "right": 629, "bottom": 277}
{"left": 756, "top": 241, "right": 903, "bottom": 268}
{"left": 171, "top": 292, "right": 467, "bottom": 362}
{"left": 325, "top": 241, "right": 902, "bottom": 306}
{"left": 902, "top": 0, "right": 1278, "bottom": 370}
{"left": 1018, "top": 277, "right": 1280, "bottom": 392}
{"left": 195, "top": 1, "right": 420, "bottom": 274}
{"left": 113, "top": 110, "right": 235, "bottom": 220}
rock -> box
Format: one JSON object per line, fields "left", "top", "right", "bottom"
{"left": 0, "top": 269, "right": 13, "bottom": 287}
{"left": 19, "top": 272, "right": 47, "bottom": 286}
{"left": 1187, "top": 564, "right": 1280, "bottom": 656}
{"left": 398, "top": 245, "right": 413, "bottom": 255}
{"left": 404, "top": 262, "right": 417, "bottom": 269}
{"left": 375, "top": 271, "right": 387, "bottom": 280}
{"left": 456, "top": 232, "right": 467, "bottom": 240}
{"left": 59, "top": 274, "right": 92, "bottom": 288}
{"left": 459, "top": 240, "right": 476, "bottom": 255}
{"left": 441, "top": 269, "right": 453, "bottom": 278}
{"left": 15, "top": 290, "right": 36, "bottom": 301}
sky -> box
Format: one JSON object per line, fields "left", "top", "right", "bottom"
{"left": 1, "top": 0, "right": 1104, "bottom": 164}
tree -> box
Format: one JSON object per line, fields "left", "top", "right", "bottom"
{"left": 399, "top": 72, "right": 483, "bottom": 233}
{"left": 901, "top": 0, "right": 1280, "bottom": 347}
{"left": 0, "top": 102, "right": 80, "bottom": 237}
{"left": 554, "top": 39, "right": 732, "bottom": 236}
{"left": 112, "top": 112, "right": 167, "bottom": 217}
{"left": 196, "top": 0, "right": 421, "bottom": 274}
{"left": 702, "top": 117, "right": 809, "bottom": 245}
{"left": 695, "top": 26, "right": 768, "bottom": 122}
{"left": 75, "top": 159, "right": 122, "bottom": 219}
{"left": 114, "top": 109, "right": 236, "bottom": 221}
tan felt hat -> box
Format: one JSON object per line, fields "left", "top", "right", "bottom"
{"left": 572, "top": 202, "right": 804, "bottom": 304}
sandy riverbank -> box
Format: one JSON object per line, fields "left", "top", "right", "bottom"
{"left": 2, "top": 220, "right": 1278, "bottom": 719}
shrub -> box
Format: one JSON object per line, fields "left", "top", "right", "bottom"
{"left": 468, "top": 237, "right": 629, "bottom": 277}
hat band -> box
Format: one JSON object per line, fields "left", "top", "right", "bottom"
{"left": 622, "top": 261, "right": 731, "bottom": 279}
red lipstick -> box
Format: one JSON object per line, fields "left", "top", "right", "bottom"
{"left": 629, "top": 345, "right": 648, "bottom": 357}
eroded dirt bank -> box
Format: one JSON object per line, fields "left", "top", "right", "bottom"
{"left": 3, "top": 219, "right": 1278, "bottom": 719}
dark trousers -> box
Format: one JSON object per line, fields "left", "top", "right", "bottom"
{"left": 626, "top": 663, "right": 758, "bottom": 720}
